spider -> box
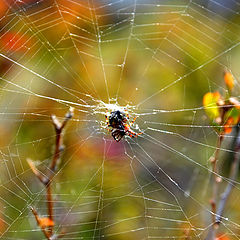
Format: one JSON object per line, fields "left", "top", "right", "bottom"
{"left": 105, "top": 109, "right": 143, "bottom": 142}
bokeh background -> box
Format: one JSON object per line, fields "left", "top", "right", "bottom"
{"left": 1, "top": 0, "right": 240, "bottom": 239}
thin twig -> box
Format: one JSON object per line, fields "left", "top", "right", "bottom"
{"left": 28, "top": 107, "right": 74, "bottom": 239}
{"left": 31, "top": 207, "right": 51, "bottom": 240}
{"left": 46, "top": 184, "right": 54, "bottom": 234}
{"left": 210, "top": 134, "right": 224, "bottom": 222}
{"left": 215, "top": 127, "right": 240, "bottom": 225}
{"left": 205, "top": 134, "right": 224, "bottom": 240}
{"left": 47, "top": 107, "right": 74, "bottom": 234}
{"left": 27, "top": 159, "right": 49, "bottom": 185}
{"left": 50, "top": 107, "right": 74, "bottom": 172}
{"left": 206, "top": 126, "right": 240, "bottom": 240}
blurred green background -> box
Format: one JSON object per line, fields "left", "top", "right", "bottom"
{"left": 0, "top": 0, "right": 240, "bottom": 239}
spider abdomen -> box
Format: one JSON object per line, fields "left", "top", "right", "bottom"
{"left": 109, "top": 110, "right": 126, "bottom": 128}
{"left": 105, "top": 108, "right": 142, "bottom": 142}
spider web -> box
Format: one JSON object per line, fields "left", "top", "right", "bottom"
{"left": 0, "top": 0, "right": 240, "bottom": 239}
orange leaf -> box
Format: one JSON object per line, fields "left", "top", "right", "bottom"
{"left": 224, "top": 71, "right": 234, "bottom": 91}
{"left": 0, "top": 2, "right": 8, "bottom": 19}
{"left": 0, "top": 31, "right": 31, "bottom": 53}
{"left": 215, "top": 233, "right": 230, "bottom": 240}
{"left": 38, "top": 218, "right": 54, "bottom": 228}
{"left": 223, "top": 117, "right": 234, "bottom": 134}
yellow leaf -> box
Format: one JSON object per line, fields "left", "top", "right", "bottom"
{"left": 203, "top": 92, "right": 221, "bottom": 119}
{"left": 224, "top": 71, "right": 234, "bottom": 91}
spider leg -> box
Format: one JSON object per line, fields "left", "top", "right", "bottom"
{"left": 104, "top": 109, "right": 112, "bottom": 133}
{"left": 105, "top": 109, "right": 110, "bottom": 126}
{"left": 130, "top": 116, "right": 138, "bottom": 126}
{"left": 101, "top": 124, "right": 112, "bottom": 132}
{"left": 124, "top": 108, "right": 130, "bottom": 119}
{"left": 127, "top": 129, "right": 143, "bottom": 138}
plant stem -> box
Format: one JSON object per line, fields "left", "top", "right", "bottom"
{"left": 31, "top": 207, "right": 51, "bottom": 240}
{"left": 215, "top": 128, "right": 240, "bottom": 225}
{"left": 46, "top": 184, "right": 54, "bottom": 235}
{"left": 206, "top": 127, "right": 240, "bottom": 240}
{"left": 28, "top": 107, "right": 74, "bottom": 239}
{"left": 210, "top": 134, "right": 224, "bottom": 222}
{"left": 205, "top": 134, "right": 223, "bottom": 240}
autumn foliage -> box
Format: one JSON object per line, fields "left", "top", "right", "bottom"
{"left": 215, "top": 234, "right": 230, "bottom": 240}
{"left": 37, "top": 217, "right": 54, "bottom": 229}
{"left": 203, "top": 71, "right": 240, "bottom": 134}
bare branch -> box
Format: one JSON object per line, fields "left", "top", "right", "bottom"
{"left": 215, "top": 128, "right": 240, "bottom": 225}
{"left": 206, "top": 126, "right": 240, "bottom": 240}
{"left": 50, "top": 107, "right": 74, "bottom": 172}
{"left": 31, "top": 207, "right": 51, "bottom": 240}
{"left": 209, "top": 134, "right": 224, "bottom": 223}
{"left": 27, "top": 159, "right": 49, "bottom": 185}
{"left": 29, "top": 107, "right": 74, "bottom": 239}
